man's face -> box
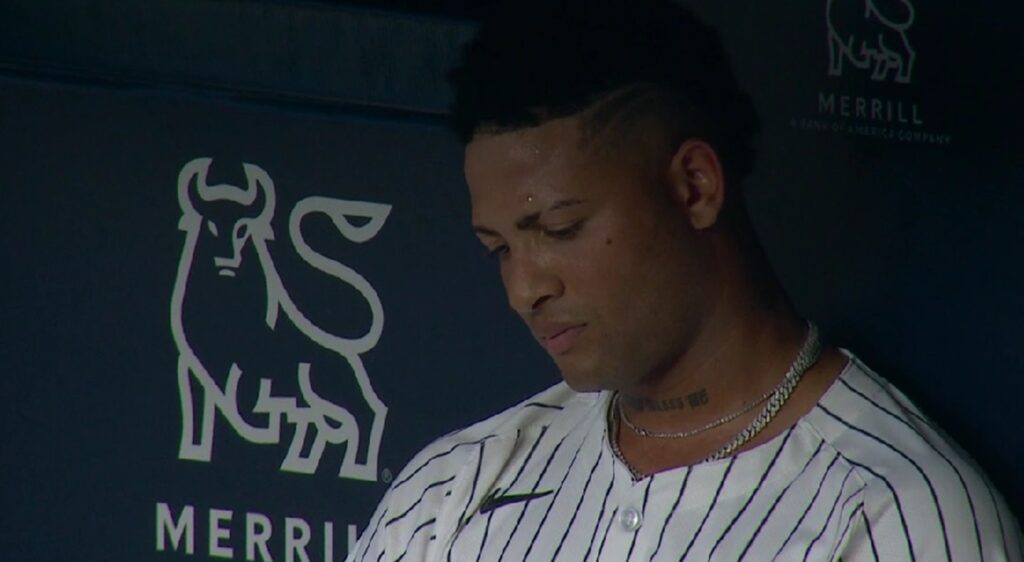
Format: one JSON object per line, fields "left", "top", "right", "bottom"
{"left": 466, "top": 115, "right": 715, "bottom": 392}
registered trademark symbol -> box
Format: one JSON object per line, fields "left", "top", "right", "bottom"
{"left": 381, "top": 468, "right": 393, "bottom": 483}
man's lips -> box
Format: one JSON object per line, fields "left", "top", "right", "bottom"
{"left": 537, "top": 324, "right": 587, "bottom": 355}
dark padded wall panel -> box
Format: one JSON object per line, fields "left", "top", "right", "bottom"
{"left": 691, "top": 0, "right": 1024, "bottom": 513}
{"left": 0, "top": 77, "right": 552, "bottom": 560}
{"left": 0, "top": 0, "right": 471, "bottom": 113}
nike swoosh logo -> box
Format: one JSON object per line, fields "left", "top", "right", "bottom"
{"left": 478, "top": 489, "right": 554, "bottom": 514}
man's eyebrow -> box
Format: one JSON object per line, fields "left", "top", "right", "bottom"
{"left": 473, "top": 198, "right": 586, "bottom": 237}
{"left": 473, "top": 225, "right": 500, "bottom": 237}
{"left": 513, "top": 199, "right": 586, "bottom": 230}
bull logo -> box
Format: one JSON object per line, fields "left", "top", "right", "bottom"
{"left": 826, "top": 0, "right": 916, "bottom": 84}
{"left": 170, "top": 158, "right": 390, "bottom": 481}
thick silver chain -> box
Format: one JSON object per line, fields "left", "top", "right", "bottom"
{"left": 704, "top": 323, "right": 821, "bottom": 461}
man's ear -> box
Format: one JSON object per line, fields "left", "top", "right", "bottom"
{"left": 667, "top": 139, "right": 726, "bottom": 230}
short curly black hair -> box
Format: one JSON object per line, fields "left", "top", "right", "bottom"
{"left": 448, "top": 0, "right": 761, "bottom": 182}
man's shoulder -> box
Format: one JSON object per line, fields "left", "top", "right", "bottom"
{"left": 394, "top": 382, "right": 600, "bottom": 484}
{"left": 805, "top": 356, "right": 1018, "bottom": 538}
{"left": 350, "top": 385, "right": 609, "bottom": 561}
{"left": 808, "top": 356, "right": 983, "bottom": 481}
{"left": 803, "top": 354, "right": 1022, "bottom": 558}
{"left": 448, "top": 381, "right": 596, "bottom": 437}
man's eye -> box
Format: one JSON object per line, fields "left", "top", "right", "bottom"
{"left": 486, "top": 245, "right": 509, "bottom": 259}
{"left": 544, "top": 221, "right": 584, "bottom": 240}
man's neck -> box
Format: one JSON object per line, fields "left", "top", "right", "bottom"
{"left": 617, "top": 305, "right": 808, "bottom": 434}
{"left": 607, "top": 219, "right": 850, "bottom": 474}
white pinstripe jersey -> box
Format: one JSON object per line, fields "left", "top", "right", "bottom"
{"left": 349, "top": 356, "right": 1022, "bottom": 561}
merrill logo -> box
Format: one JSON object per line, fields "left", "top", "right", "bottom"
{"left": 155, "top": 502, "right": 358, "bottom": 560}
{"left": 826, "top": 0, "right": 916, "bottom": 84}
{"left": 796, "top": 0, "right": 948, "bottom": 143}
{"left": 170, "top": 158, "right": 390, "bottom": 481}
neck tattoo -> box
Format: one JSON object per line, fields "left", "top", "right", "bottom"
{"left": 620, "top": 388, "right": 709, "bottom": 412}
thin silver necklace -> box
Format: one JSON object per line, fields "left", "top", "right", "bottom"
{"left": 616, "top": 387, "right": 773, "bottom": 439}
{"left": 608, "top": 323, "right": 821, "bottom": 474}
{"left": 607, "top": 396, "right": 646, "bottom": 480}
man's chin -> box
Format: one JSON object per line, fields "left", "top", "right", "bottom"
{"left": 556, "top": 364, "right": 613, "bottom": 394}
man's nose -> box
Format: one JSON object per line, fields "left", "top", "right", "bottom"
{"left": 503, "top": 253, "right": 564, "bottom": 316}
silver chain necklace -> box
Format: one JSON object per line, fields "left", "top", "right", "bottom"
{"left": 617, "top": 323, "right": 820, "bottom": 440}
{"left": 616, "top": 387, "right": 773, "bottom": 439}
{"left": 607, "top": 397, "right": 646, "bottom": 481}
{"left": 704, "top": 323, "right": 820, "bottom": 461}
{"left": 608, "top": 323, "right": 821, "bottom": 474}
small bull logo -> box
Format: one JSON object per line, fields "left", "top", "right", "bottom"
{"left": 827, "top": 0, "right": 916, "bottom": 84}
{"left": 170, "top": 158, "right": 390, "bottom": 481}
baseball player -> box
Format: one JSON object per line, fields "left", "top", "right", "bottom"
{"left": 348, "top": 1, "right": 1022, "bottom": 560}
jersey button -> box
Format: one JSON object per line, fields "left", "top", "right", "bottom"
{"left": 619, "top": 507, "right": 642, "bottom": 531}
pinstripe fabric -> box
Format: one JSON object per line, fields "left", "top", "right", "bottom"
{"left": 348, "top": 356, "right": 1022, "bottom": 561}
